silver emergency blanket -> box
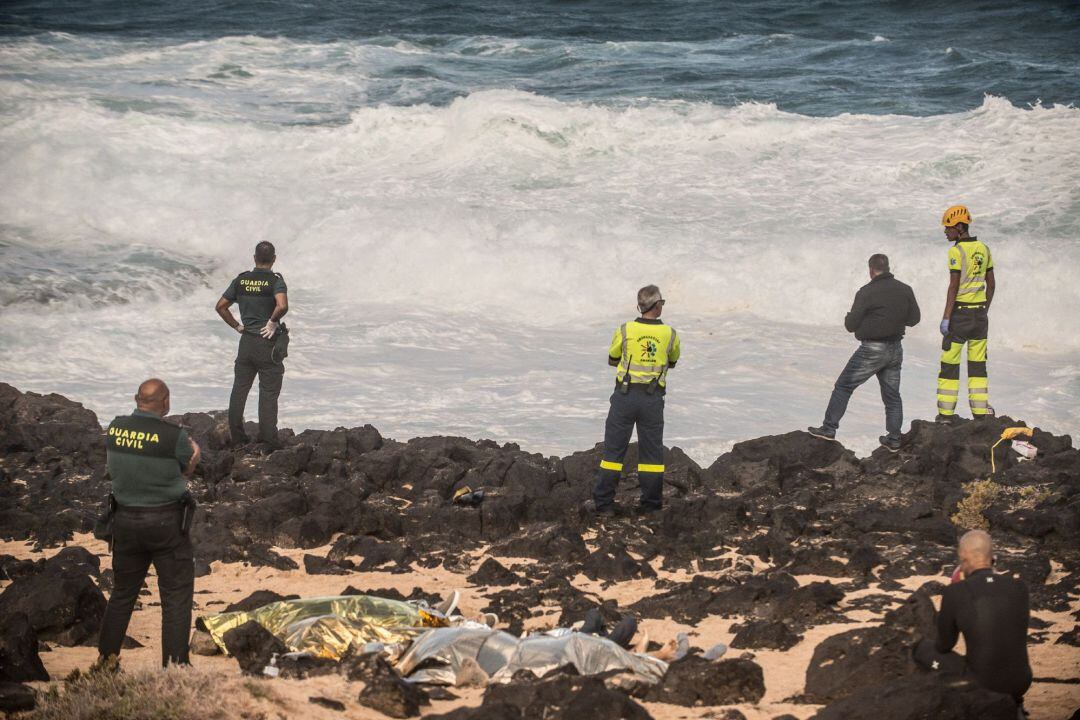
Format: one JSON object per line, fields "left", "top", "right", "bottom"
{"left": 397, "top": 626, "right": 668, "bottom": 685}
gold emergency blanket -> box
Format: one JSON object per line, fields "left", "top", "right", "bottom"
{"left": 198, "top": 595, "right": 448, "bottom": 659}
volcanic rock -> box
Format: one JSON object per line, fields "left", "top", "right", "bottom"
{"left": 309, "top": 696, "right": 346, "bottom": 711}
{"left": 804, "top": 591, "right": 935, "bottom": 703}
{"left": 467, "top": 557, "right": 525, "bottom": 586}
{"left": 0, "top": 613, "right": 48, "bottom": 682}
{"left": 489, "top": 522, "right": 588, "bottom": 563}
{"left": 729, "top": 619, "right": 802, "bottom": 651}
{"left": 304, "top": 553, "right": 350, "bottom": 575}
{"left": 811, "top": 673, "right": 1018, "bottom": 720}
{"left": 189, "top": 629, "right": 221, "bottom": 656}
{"left": 351, "top": 653, "right": 429, "bottom": 718}
{"left": 1056, "top": 625, "right": 1080, "bottom": 646}
{"left": 640, "top": 656, "right": 765, "bottom": 706}
{"left": 581, "top": 541, "right": 657, "bottom": 583}
{"left": 222, "top": 620, "right": 288, "bottom": 676}
{"left": 429, "top": 674, "right": 653, "bottom": 720}
{"left": 223, "top": 589, "right": 299, "bottom": 613}
{"left": 0, "top": 571, "right": 106, "bottom": 646}
{"left": 0, "top": 682, "right": 36, "bottom": 714}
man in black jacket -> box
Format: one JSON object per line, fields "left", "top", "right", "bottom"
{"left": 808, "top": 254, "right": 920, "bottom": 452}
{"left": 914, "top": 530, "right": 1032, "bottom": 706}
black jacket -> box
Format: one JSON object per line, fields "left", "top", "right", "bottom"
{"left": 844, "top": 272, "right": 920, "bottom": 341}
{"left": 936, "top": 568, "right": 1032, "bottom": 701}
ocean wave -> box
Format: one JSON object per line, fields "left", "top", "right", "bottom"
{"left": 1, "top": 30, "right": 1076, "bottom": 117}
{"left": 1, "top": 88, "right": 1078, "bottom": 353}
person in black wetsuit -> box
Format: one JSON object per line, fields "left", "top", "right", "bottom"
{"left": 915, "top": 529, "right": 1032, "bottom": 705}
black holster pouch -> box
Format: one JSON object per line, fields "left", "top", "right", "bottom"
{"left": 179, "top": 491, "right": 197, "bottom": 536}
{"left": 272, "top": 322, "right": 290, "bottom": 363}
{"left": 93, "top": 493, "right": 118, "bottom": 549}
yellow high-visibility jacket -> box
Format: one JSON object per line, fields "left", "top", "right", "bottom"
{"left": 608, "top": 319, "right": 681, "bottom": 388}
{"left": 948, "top": 237, "right": 994, "bottom": 305}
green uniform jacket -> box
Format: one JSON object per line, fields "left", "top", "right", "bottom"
{"left": 106, "top": 409, "right": 193, "bottom": 507}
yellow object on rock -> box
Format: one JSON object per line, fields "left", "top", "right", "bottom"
{"left": 990, "top": 427, "right": 1034, "bottom": 475}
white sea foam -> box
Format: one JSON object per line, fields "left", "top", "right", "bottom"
{"left": 1, "top": 36, "right": 1078, "bottom": 460}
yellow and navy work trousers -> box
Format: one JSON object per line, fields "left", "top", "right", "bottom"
{"left": 593, "top": 387, "right": 665, "bottom": 511}
{"left": 937, "top": 306, "right": 990, "bottom": 417}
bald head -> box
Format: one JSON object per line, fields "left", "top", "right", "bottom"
{"left": 958, "top": 529, "right": 993, "bottom": 574}
{"left": 135, "top": 378, "right": 170, "bottom": 415}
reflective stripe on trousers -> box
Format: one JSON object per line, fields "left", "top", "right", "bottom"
{"left": 937, "top": 337, "right": 990, "bottom": 415}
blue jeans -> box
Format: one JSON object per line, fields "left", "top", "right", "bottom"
{"left": 823, "top": 340, "right": 903, "bottom": 439}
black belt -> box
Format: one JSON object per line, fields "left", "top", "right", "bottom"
{"left": 116, "top": 502, "right": 182, "bottom": 514}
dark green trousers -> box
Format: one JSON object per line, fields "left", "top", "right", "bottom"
{"left": 98, "top": 505, "right": 194, "bottom": 666}
{"left": 228, "top": 332, "right": 284, "bottom": 444}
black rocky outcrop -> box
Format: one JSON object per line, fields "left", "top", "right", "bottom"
{"left": 222, "top": 620, "right": 288, "bottom": 675}
{"left": 804, "top": 591, "right": 936, "bottom": 703}
{"left": 638, "top": 656, "right": 765, "bottom": 706}
{"left": 429, "top": 674, "right": 654, "bottom": 720}
{"left": 350, "top": 653, "right": 429, "bottom": 718}
{"left": 811, "top": 673, "right": 1018, "bottom": 720}
{"left": 0, "top": 571, "right": 106, "bottom": 646}
{"left": 0, "top": 613, "right": 49, "bottom": 682}
{"left": 1, "top": 385, "right": 1077, "bottom": 720}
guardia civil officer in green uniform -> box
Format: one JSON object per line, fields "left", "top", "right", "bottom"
{"left": 215, "top": 241, "right": 289, "bottom": 447}
{"left": 98, "top": 378, "right": 201, "bottom": 667}
{"left": 593, "top": 285, "right": 681, "bottom": 514}
{"left": 937, "top": 205, "right": 995, "bottom": 422}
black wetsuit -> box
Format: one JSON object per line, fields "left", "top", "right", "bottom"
{"left": 933, "top": 568, "right": 1033, "bottom": 702}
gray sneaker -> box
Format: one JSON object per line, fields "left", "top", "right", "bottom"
{"left": 807, "top": 426, "right": 837, "bottom": 441}
{"left": 879, "top": 435, "right": 902, "bottom": 453}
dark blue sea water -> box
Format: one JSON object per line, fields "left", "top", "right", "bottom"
{"left": 2, "top": 0, "right": 1079, "bottom": 115}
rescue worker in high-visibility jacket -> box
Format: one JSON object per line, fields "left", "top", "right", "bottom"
{"left": 593, "top": 285, "right": 681, "bottom": 514}
{"left": 937, "top": 205, "right": 995, "bottom": 422}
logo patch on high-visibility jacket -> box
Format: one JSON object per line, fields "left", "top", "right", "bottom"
{"left": 950, "top": 257, "right": 959, "bottom": 267}
{"left": 639, "top": 338, "right": 659, "bottom": 361}
{"left": 971, "top": 252, "right": 985, "bottom": 274}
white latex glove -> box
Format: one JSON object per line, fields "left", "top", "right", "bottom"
{"left": 260, "top": 320, "right": 279, "bottom": 339}
{"left": 234, "top": 324, "right": 244, "bottom": 334}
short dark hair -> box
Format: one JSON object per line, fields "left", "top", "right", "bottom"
{"left": 254, "top": 241, "right": 276, "bottom": 265}
{"left": 868, "top": 253, "right": 890, "bottom": 274}
{"left": 955, "top": 222, "right": 969, "bottom": 234}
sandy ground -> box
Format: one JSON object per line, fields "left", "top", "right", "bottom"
{"left": 3, "top": 534, "right": 1078, "bottom": 719}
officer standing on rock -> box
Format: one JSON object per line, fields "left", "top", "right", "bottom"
{"left": 97, "top": 378, "right": 201, "bottom": 667}
{"left": 593, "top": 285, "right": 681, "bottom": 515}
{"left": 215, "top": 241, "right": 289, "bottom": 449}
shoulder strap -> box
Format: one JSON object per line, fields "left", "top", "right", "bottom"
{"left": 618, "top": 323, "right": 630, "bottom": 375}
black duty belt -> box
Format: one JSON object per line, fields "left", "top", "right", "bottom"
{"left": 116, "top": 502, "right": 183, "bottom": 514}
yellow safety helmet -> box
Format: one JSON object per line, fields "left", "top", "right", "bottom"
{"left": 941, "top": 205, "right": 972, "bottom": 227}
